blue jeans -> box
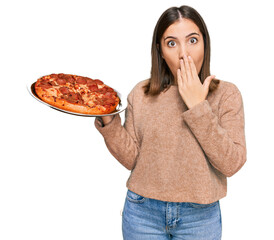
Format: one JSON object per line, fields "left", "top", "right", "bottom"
{"left": 122, "top": 190, "right": 222, "bottom": 240}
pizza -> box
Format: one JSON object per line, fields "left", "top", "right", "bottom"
{"left": 35, "top": 73, "right": 120, "bottom": 115}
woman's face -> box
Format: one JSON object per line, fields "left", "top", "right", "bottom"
{"left": 160, "top": 18, "right": 204, "bottom": 81}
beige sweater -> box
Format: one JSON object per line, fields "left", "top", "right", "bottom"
{"left": 95, "top": 79, "right": 246, "bottom": 204}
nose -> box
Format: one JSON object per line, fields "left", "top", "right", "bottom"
{"left": 178, "top": 44, "right": 188, "bottom": 59}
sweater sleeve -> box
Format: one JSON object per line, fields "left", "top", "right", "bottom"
{"left": 94, "top": 91, "right": 139, "bottom": 170}
{"left": 182, "top": 90, "right": 246, "bottom": 177}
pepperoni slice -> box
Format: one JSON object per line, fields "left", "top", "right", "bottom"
{"left": 50, "top": 74, "right": 58, "bottom": 80}
{"left": 59, "top": 87, "right": 70, "bottom": 94}
{"left": 106, "top": 87, "right": 114, "bottom": 92}
{"left": 67, "top": 78, "right": 75, "bottom": 84}
{"left": 88, "top": 85, "right": 99, "bottom": 91}
{"left": 87, "top": 79, "right": 94, "bottom": 85}
{"left": 87, "top": 82, "right": 97, "bottom": 88}
{"left": 94, "top": 79, "right": 103, "bottom": 85}
{"left": 76, "top": 77, "right": 87, "bottom": 84}
{"left": 105, "top": 92, "right": 114, "bottom": 98}
{"left": 97, "top": 97, "right": 115, "bottom": 105}
{"left": 56, "top": 79, "right": 67, "bottom": 85}
{"left": 58, "top": 74, "right": 75, "bottom": 83}
{"left": 104, "top": 98, "right": 115, "bottom": 104}
{"left": 98, "top": 87, "right": 107, "bottom": 94}
{"left": 58, "top": 73, "right": 66, "bottom": 79}
{"left": 67, "top": 92, "right": 82, "bottom": 103}
{"left": 64, "top": 75, "right": 75, "bottom": 83}
{"left": 38, "top": 81, "right": 52, "bottom": 89}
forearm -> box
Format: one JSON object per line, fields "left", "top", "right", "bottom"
{"left": 95, "top": 114, "right": 139, "bottom": 170}
{"left": 182, "top": 99, "right": 246, "bottom": 177}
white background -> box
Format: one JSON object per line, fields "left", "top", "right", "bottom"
{"left": 1, "top": 0, "right": 273, "bottom": 239}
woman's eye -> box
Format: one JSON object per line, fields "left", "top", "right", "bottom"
{"left": 189, "top": 37, "right": 198, "bottom": 44}
{"left": 167, "top": 40, "right": 176, "bottom": 47}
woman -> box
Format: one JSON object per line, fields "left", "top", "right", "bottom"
{"left": 95, "top": 5, "right": 246, "bottom": 240}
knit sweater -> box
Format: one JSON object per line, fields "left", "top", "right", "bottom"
{"left": 95, "top": 79, "right": 246, "bottom": 204}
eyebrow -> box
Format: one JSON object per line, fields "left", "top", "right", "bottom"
{"left": 164, "top": 32, "right": 200, "bottom": 41}
{"left": 186, "top": 32, "right": 200, "bottom": 38}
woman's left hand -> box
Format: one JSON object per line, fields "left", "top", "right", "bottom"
{"left": 177, "top": 55, "right": 215, "bottom": 109}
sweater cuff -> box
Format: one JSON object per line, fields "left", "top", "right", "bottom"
{"left": 182, "top": 100, "right": 212, "bottom": 124}
{"left": 94, "top": 114, "right": 121, "bottom": 137}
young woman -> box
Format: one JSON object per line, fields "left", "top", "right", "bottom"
{"left": 95, "top": 5, "right": 246, "bottom": 240}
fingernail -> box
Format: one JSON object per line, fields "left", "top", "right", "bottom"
{"left": 188, "top": 56, "right": 191, "bottom": 60}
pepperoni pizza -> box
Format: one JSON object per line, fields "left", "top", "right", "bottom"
{"left": 35, "top": 73, "right": 120, "bottom": 115}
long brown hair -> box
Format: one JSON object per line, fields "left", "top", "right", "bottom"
{"left": 144, "top": 5, "right": 219, "bottom": 96}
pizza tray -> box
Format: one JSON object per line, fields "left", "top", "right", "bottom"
{"left": 27, "top": 81, "right": 127, "bottom": 117}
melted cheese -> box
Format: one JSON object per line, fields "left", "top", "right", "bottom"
{"left": 45, "top": 88, "right": 58, "bottom": 97}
